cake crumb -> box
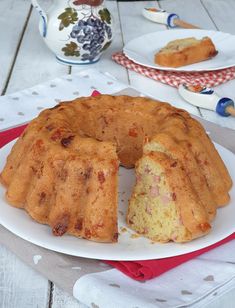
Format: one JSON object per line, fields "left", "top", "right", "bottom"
{"left": 120, "top": 227, "right": 127, "bottom": 233}
{"left": 118, "top": 210, "right": 124, "bottom": 216}
{"left": 131, "top": 233, "right": 141, "bottom": 239}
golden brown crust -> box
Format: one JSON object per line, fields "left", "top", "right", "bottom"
{"left": 155, "top": 36, "right": 218, "bottom": 68}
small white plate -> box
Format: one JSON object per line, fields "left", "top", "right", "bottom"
{"left": 0, "top": 140, "right": 235, "bottom": 260}
{"left": 123, "top": 29, "right": 235, "bottom": 72}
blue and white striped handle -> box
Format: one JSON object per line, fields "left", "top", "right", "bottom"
{"left": 178, "top": 84, "right": 235, "bottom": 117}
{"left": 142, "top": 8, "right": 199, "bottom": 29}
{"left": 142, "top": 8, "right": 179, "bottom": 28}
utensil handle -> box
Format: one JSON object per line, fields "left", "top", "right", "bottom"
{"left": 226, "top": 106, "right": 235, "bottom": 117}
{"left": 174, "top": 18, "right": 200, "bottom": 29}
{"left": 31, "top": 0, "right": 47, "bottom": 37}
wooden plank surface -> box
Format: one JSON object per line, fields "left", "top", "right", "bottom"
{"left": 0, "top": 0, "right": 31, "bottom": 94}
{"left": 159, "top": 0, "right": 216, "bottom": 30}
{"left": 202, "top": 0, "right": 235, "bottom": 34}
{"left": 5, "top": 0, "right": 68, "bottom": 94}
{"left": 52, "top": 285, "right": 86, "bottom": 308}
{"left": 0, "top": 245, "right": 49, "bottom": 307}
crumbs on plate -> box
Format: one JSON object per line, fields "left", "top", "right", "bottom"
{"left": 130, "top": 233, "right": 141, "bottom": 239}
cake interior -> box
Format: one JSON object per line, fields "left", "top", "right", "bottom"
{"left": 160, "top": 37, "right": 205, "bottom": 53}
{"left": 127, "top": 154, "right": 191, "bottom": 242}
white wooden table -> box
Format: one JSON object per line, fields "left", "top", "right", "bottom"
{"left": 0, "top": 0, "right": 235, "bottom": 306}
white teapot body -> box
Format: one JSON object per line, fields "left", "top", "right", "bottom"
{"left": 32, "top": 0, "right": 113, "bottom": 65}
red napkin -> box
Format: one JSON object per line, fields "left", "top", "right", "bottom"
{"left": 112, "top": 51, "right": 235, "bottom": 88}
{"left": 0, "top": 125, "right": 28, "bottom": 148}
{"left": 104, "top": 233, "right": 235, "bottom": 281}
{"left": 1, "top": 91, "right": 234, "bottom": 282}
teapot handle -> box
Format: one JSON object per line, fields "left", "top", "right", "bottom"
{"left": 31, "top": 0, "right": 48, "bottom": 37}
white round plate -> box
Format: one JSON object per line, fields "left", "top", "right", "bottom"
{"left": 123, "top": 29, "right": 235, "bottom": 72}
{"left": 0, "top": 140, "right": 235, "bottom": 261}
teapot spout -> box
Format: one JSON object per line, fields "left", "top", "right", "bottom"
{"left": 31, "top": 0, "right": 48, "bottom": 38}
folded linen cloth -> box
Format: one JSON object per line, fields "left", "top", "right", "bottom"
{"left": 112, "top": 51, "right": 235, "bottom": 88}
{"left": 73, "top": 249, "right": 235, "bottom": 308}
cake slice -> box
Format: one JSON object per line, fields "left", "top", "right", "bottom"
{"left": 127, "top": 152, "right": 211, "bottom": 242}
{"left": 154, "top": 36, "right": 218, "bottom": 68}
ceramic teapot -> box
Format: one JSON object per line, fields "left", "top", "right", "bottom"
{"left": 32, "top": 0, "right": 113, "bottom": 65}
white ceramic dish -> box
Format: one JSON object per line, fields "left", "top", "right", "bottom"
{"left": 0, "top": 140, "right": 234, "bottom": 260}
{"left": 123, "top": 29, "right": 235, "bottom": 72}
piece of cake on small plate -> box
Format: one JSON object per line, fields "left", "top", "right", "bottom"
{"left": 154, "top": 36, "right": 218, "bottom": 68}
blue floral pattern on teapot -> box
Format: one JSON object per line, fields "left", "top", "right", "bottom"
{"left": 32, "top": 0, "right": 113, "bottom": 65}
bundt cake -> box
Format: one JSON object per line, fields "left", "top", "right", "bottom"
{"left": 0, "top": 95, "right": 232, "bottom": 243}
